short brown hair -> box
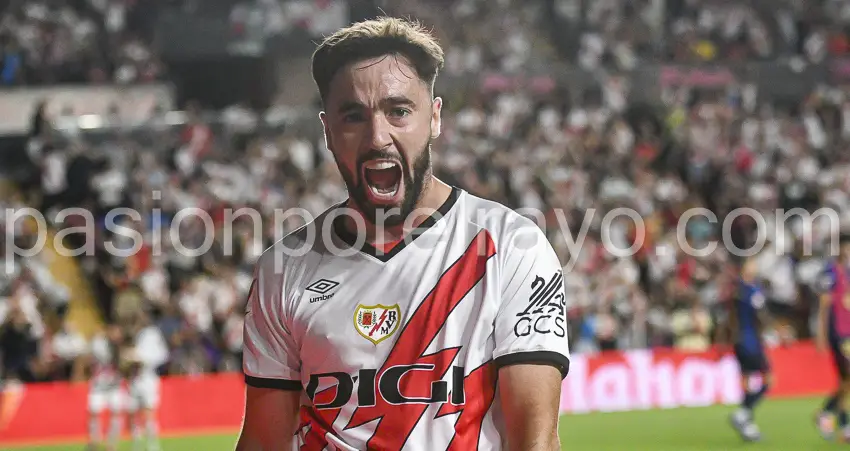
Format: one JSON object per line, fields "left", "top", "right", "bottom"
{"left": 311, "top": 17, "right": 445, "bottom": 105}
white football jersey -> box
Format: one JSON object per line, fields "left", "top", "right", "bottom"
{"left": 89, "top": 334, "right": 121, "bottom": 391}
{"left": 243, "top": 187, "right": 570, "bottom": 451}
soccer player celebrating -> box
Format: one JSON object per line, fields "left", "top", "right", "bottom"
{"left": 125, "top": 312, "right": 169, "bottom": 451}
{"left": 728, "top": 257, "right": 772, "bottom": 442}
{"left": 87, "top": 325, "right": 127, "bottom": 451}
{"left": 236, "top": 17, "right": 570, "bottom": 451}
{"left": 815, "top": 234, "right": 850, "bottom": 442}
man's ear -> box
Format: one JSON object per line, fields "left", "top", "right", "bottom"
{"left": 430, "top": 97, "right": 442, "bottom": 139}
{"left": 320, "top": 111, "right": 332, "bottom": 151}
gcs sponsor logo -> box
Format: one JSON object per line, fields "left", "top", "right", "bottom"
{"left": 513, "top": 270, "right": 566, "bottom": 338}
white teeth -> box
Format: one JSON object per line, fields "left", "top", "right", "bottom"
{"left": 365, "top": 161, "right": 398, "bottom": 170}
{"left": 369, "top": 185, "right": 398, "bottom": 198}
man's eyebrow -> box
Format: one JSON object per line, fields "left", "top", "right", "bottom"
{"left": 337, "top": 101, "right": 364, "bottom": 114}
{"left": 382, "top": 96, "right": 416, "bottom": 108}
{"left": 336, "top": 96, "right": 417, "bottom": 114}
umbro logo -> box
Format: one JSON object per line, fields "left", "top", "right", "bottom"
{"left": 306, "top": 279, "right": 339, "bottom": 294}
{"left": 306, "top": 278, "right": 339, "bottom": 303}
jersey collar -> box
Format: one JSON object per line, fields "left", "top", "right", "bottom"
{"left": 332, "top": 186, "right": 461, "bottom": 263}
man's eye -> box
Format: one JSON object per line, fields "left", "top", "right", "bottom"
{"left": 343, "top": 112, "right": 364, "bottom": 122}
{"left": 389, "top": 108, "right": 411, "bottom": 118}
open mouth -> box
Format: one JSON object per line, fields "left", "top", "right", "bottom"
{"left": 362, "top": 159, "right": 403, "bottom": 202}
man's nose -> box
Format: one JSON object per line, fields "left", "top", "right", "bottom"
{"left": 367, "top": 113, "right": 393, "bottom": 150}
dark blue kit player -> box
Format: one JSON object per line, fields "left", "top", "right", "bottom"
{"left": 815, "top": 234, "right": 850, "bottom": 442}
{"left": 728, "top": 258, "right": 772, "bottom": 442}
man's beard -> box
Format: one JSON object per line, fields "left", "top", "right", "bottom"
{"left": 337, "top": 139, "right": 432, "bottom": 228}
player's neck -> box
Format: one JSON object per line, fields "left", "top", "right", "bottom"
{"left": 351, "top": 177, "right": 453, "bottom": 245}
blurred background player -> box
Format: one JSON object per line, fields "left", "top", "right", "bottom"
{"left": 815, "top": 234, "right": 850, "bottom": 442}
{"left": 123, "top": 312, "right": 169, "bottom": 451}
{"left": 87, "top": 325, "right": 127, "bottom": 451}
{"left": 728, "top": 256, "right": 773, "bottom": 442}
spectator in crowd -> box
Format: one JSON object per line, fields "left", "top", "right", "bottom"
{"left": 0, "top": 301, "right": 39, "bottom": 382}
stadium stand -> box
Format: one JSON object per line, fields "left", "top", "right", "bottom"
{"left": 0, "top": 0, "right": 849, "bottom": 387}
{"left": 0, "top": 0, "right": 163, "bottom": 86}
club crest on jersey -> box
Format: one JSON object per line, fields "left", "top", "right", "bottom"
{"left": 354, "top": 304, "right": 401, "bottom": 345}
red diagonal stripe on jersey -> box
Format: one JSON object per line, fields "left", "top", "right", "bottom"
{"left": 344, "top": 230, "right": 496, "bottom": 449}
{"left": 437, "top": 361, "right": 497, "bottom": 451}
{"left": 298, "top": 386, "right": 342, "bottom": 450}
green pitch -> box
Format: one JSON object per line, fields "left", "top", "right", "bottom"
{"left": 1, "top": 397, "right": 843, "bottom": 451}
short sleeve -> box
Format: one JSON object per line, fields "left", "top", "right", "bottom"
{"left": 750, "top": 290, "right": 766, "bottom": 310}
{"left": 90, "top": 336, "right": 110, "bottom": 363}
{"left": 493, "top": 224, "right": 571, "bottom": 379}
{"left": 242, "top": 265, "right": 302, "bottom": 390}
{"left": 818, "top": 265, "right": 837, "bottom": 294}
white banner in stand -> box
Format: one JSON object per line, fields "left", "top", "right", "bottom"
{"left": 0, "top": 84, "right": 175, "bottom": 136}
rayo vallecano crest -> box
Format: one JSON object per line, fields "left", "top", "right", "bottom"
{"left": 354, "top": 304, "right": 401, "bottom": 345}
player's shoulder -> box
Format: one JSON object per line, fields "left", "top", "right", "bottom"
{"left": 819, "top": 260, "right": 837, "bottom": 279}
{"left": 254, "top": 202, "right": 343, "bottom": 273}
{"left": 459, "top": 190, "right": 550, "bottom": 251}
{"left": 814, "top": 260, "right": 838, "bottom": 291}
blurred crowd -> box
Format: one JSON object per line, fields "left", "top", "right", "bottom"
{"left": 380, "top": 0, "right": 556, "bottom": 75}
{"left": 0, "top": 0, "right": 163, "bottom": 86}
{"left": 227, "top": 0, "right": 349, "bottom": 40}
{"left": 4, "top": 0, "right": 850, "bottom": 384}
{"left": 565, "top": 0, "right": 850, "bottom": 71}
{"left": 435, "top": 77, "right": 850, "bottom": 355}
